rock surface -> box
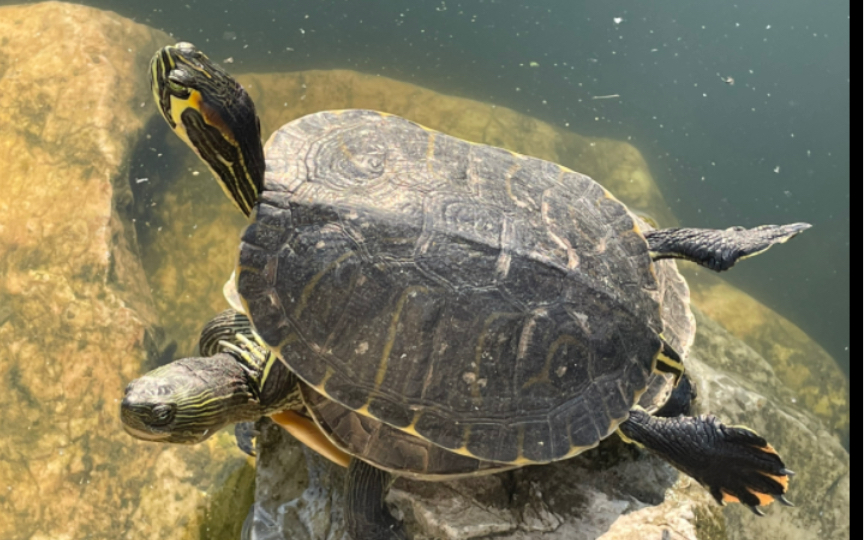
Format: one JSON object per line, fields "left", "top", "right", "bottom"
{"left": 0, "top": 4, "right": 251, "bottom": 540}
{"left": 684, "top": 270, "right": 849, "bottom": 440}
{"left": 250, "top": 310, "right": 849, "bottom": 540}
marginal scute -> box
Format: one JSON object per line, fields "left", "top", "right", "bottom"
{"left": 521, "top": 421, "right": 554, "bottom": 462}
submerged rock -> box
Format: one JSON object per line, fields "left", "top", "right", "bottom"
{"left": 684, "top": 270, "right": 849, "bottom": 440}
{"left": 0, "top": 3, "right": 251, "bottom": 540}
{"left": 250, "top": 309, "right": 849, "bottom": 540}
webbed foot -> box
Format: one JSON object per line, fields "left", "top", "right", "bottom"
{"left": 620, "top": 410, "right": 792, "bottom": 515}
{"left": 645, "top": 223, "right": 811, "bottom": 271}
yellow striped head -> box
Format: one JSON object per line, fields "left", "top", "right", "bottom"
{"left": 150, "top": 42, "right": 265, "bottom": 216}
{"left": 120, "top": 355, "right": 255, "bottom": 444}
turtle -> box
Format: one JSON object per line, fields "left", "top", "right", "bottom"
{"left": 132, "top": 41, "right": 809, "bottom": 539}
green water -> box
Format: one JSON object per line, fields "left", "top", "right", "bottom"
{"left": 10, "top": 0, "right": 848, "bottom": 375}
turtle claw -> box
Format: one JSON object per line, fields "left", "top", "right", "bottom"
{"left": 748, "top": 505, "right": 766, "bottom": 517}
{"left": 779, "top": 495, "right": 795, "bottom": 507}
{"left": 781, "top": 468, "right": 796, "bottom": 477}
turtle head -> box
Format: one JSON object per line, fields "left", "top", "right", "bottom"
{"left": 120, "top": 354, "right": 257, "bottom": 444}
{"left": 150, "top": 42, "right": 265, "bottom": 216}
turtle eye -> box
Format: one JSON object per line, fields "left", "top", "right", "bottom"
{"left": 167, "top": 70, "right": 191, "bottom": 96}
{"left": 149, "top": 404, "right": 176, "bottom": 426}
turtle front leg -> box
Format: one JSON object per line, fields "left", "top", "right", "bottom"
{"left": 345, "top": 458, "right": 408, "bottom": 540}
{"left": 644, "top": 223, "right": 810, "bottom": 271}
{"left": 619, "top": 410, "right": 794, "bottom": 515}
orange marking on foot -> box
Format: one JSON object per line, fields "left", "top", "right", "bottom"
{"left": 721, "top": 491, "right": 741, "bottom": 504}
{"left": 762, "top": 472, "right": 790, "bottom": 491}
{"left": 747, "top": 488, "right": 778, "bottom": 508}
{"left": 759, "top": 443, "right": 779, "bottom": 456}
{"left": 270, "top": 410, "right": 351, "bottom": 468}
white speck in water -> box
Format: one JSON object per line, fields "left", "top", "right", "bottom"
{"left": 223, "top": 57, "right": 234, "bottom": 64}
{"left": 192, "top": 171, "right": 200, "bottom": 176}
{"left": 613, "top": 17, "right": 623, "bottom": 25}
{"left": 135, "top": 178, "right": 149, "bottom": 184}
{"left": 774, "top": 166, "right": 781, "bottom": 174}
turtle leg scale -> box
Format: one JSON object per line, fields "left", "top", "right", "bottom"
{"left": 645, "top": 223, "right": 810, "bottom": 271}
{"left": 345, "top": 458, "right": 408, "bottom": 540}
{"left": 619, "top": 410, "right": 792, "bottom": 515}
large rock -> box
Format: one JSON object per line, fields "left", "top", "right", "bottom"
{"left": 248, "top": 310, "right": 849, "bottom": 540}
{"left": 684, "top": 269, "right": 849, "bottom": 440}
{"left": 0, "top": 4, "right": 251, "bottom": 539}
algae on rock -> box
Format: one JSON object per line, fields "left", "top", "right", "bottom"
{"left": 684, "top": 269, "right": 849, "bottom": 440}
{"left": 0, "top": 4, "right": 251, "bottom": 540}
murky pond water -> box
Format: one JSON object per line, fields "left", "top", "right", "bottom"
{"left": 0, "top": 1, "right": 848, "bottom": 539}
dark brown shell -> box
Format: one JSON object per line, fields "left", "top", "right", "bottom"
{"left": 238, "top": 110, "right": 679, "bottom": 464}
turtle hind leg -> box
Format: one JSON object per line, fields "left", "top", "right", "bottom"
{"left": 619, "top": 410, "right": 793, "bottom": 515}
{"left": 345, "top": 458, "right": 408, "bottom": 540}
{"left": 644, "top": 223, "right": 811, "bottom": 271}
{"left": 653, "top": 374, "right": 697, "bottom": 418}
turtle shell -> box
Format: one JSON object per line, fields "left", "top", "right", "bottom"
{"left": 300, "top": 241, "right": 693, "bottom": 478}
{"left": 301, "top": 384, "right": 513, "bottom": 480}
{"left": 237, "top": 110, "right": 672, "bottom": 465}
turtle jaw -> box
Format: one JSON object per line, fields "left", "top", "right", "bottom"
{"left": 150, "top": 42, "right": 265, "bottom": 217}
{"left": 120, "top": 421, "right": 175, "bottom": 443}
